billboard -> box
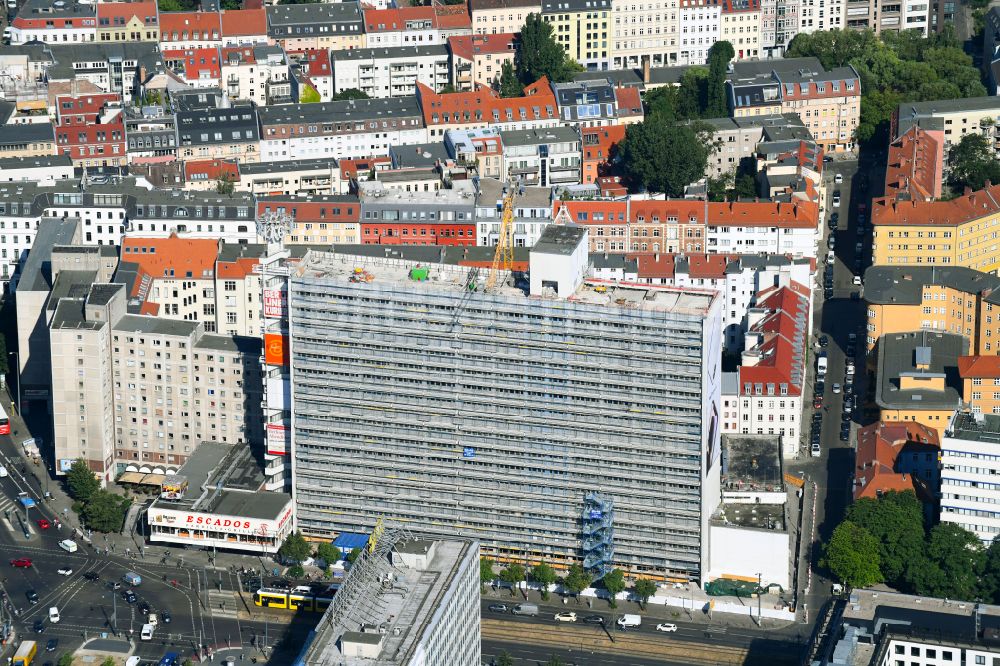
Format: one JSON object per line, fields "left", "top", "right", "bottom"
{"left": 264, "top": 333, "right": 288, "bottom": 366}
{"left": 266, "top": 423, "right": 288, "bottom": 456}
{"left": 58, "top": 459, "right": 75, "bottom": 473}
{"left": 263, "top": 289, "right": 287, "bottom": 319}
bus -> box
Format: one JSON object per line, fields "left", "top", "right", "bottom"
{"left": 252, "top": 586, "right": 336, "bottom": 612}
{"left": 0, "top": 403, "right": 9, "bottom": 435}
{"left": 13, "top": 640, "right": 37, "bottom": 666}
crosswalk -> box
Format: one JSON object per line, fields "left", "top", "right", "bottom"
{"left": 0, "top": 495, "right": 28, "bottom": 536}
{"left": 209, "top": 589, "right": 239, "bottom": 619}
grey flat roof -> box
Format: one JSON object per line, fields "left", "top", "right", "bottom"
{"left": 195, "top": 334, "right": 262, "bottom": 355}
{"left": 258, "top": 97, "right": 422, "bottom": 125}
{"left": 51, "top": 297, "right": 102, "bottom": 330}
{"left": 950, "top": 411, "right": 1000, "bottom": 443}
{"left": 897, "top": 95, "right": 1000, "bottom": 118}
{"left": 18, "top": 217, "right": 80, "bottom": 292}
{"left": 212, "top": 490, "right": 290, "bottom": 521}
{"left": 114, "top": 314, "right": 199, "bottom": 338}
{"left": 331, "top": 44, "right": 448, "bottom": 60}
{"left": 0, "top": 154, "right": 72, "bottom": 170}
{"left": 574, "top": 68, "right": 644, "bottom": 87}
{"left": 499, "top": 126, "right": 579, "bottom": 146}
{"left": 863, "top": 265, "right": 1000, "bottom": 306}
{"left": 0, "top": 122, "right": 53, "bottom": 146}
{"left": 238, "top": 157, "right": 339, "bottom": 175}
{"left": 532, "top": 224, "right": 585, "bottom": 255}
{"left": 87, "top": 283, "right": 124, "bottom": 307}
{"left": 721, "top": 434, "right": 783, "bottom": 490}
{"left": 46, "top": 270, "right": 97, "bottom": 312}
{"left": 875, "top": 331, "right": 966, "bottom": 411}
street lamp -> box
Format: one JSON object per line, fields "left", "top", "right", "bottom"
{"left": 7, "top": 351, "right": 18, "bottom": 416}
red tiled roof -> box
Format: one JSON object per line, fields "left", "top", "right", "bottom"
{"left": 447, "top": 33, "right": 517, "bottom": 61}
{"left": 434, "top": 4, "right": 471, "bottom": 29}
{"left": 56, "top": 93, "right": 120, "bottom": 123}
{"left": 873, "top": 182, "right": 1000, "bottom": 227}
{"left": 958, "top": 355, "right": 1000, "bottom": 378}
{"left": 184, "top": 158, "right": 238, "bottom": 182}
{"left": 220, "top": 8, "right": 267, "bottom": 37}
{"left": 217, "top": 256, "right": 259, "bottom": 279}
{"left": 221, "top": 46, "right": 256, "bottom": 65}
{"left": 884, "top": 125, "right": 943, "bottom": 202}
{"left": 301, "top": 49, "right": 332, "bottom": 78}
{"left": 416, "top": 78, "right": 558, "bottom": 127}
{"left": 363, "top": 6, "right": 433, "bottom": 31}
{"left": 736, "top": 283, "right": 810, "bottom": 396}
{"left": 854, "top": 421, "right": 939, "bottom": 501}
{"left": 582, "top": 125, "right": 626, "bottom": 161}
{"left": 163, "top": 47, "right": 221, "bottom": 81}
{"left": 614, "top": 87, "right": 643, "bottom": 118}
{"left": 339, "top": 156, "right": 392, "bottom": 180}
{"left": 120, "top": 235, "right": 220, "bottom": 295}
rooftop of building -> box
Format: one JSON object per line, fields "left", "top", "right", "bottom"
{"left": 389, "top": 142, "right": 451, "bottom": 169}
{"left": 896, "top": 95, "right": 1000, "bottom": 119}
{"left": 541, "top": 0, "right": 611, "bottom": 11}
{"left": 873, "top": 181, "right": 1000, "bottom": 228}
{"left": 948, "top": 411, "right": 1000, "bottom": 443}
{"left": 331, "top": 44, "right": 448, "bottom": 60}
{"left": 152, "top": 441, "right": 291, "bottom": 520}
{"left": 720, "top": 434, "right": 784, "bottom": 492}
{"left": 711, "top": 502, "right": 785, "bottom": 530}
{"left": 303, "top": 538, "right": 474, "bottom": 666}
{"left": 17, "top": 217, "right": 80, "bottom": 293}
{"left": 875, "top": 330, "right": 967, "bottom": 411}
{"left": 0, "top": 154, "right": 73, "bottom": 170}
{"left": 266, "top": 1, "right": 362, "bottom": 26}
{"left": 468, "top": 0, "right": 539, "bottom": 9}
{"left": 46, "top": 269, "right": 98, "bottom": 312}
{"left": 729, "top": 57, "right": 857, "bottom": 84}
{"left": 476, "top": 177, "right": 552, "bottom": 209}
{"left": 0, "top": 122, "right": 53, "bottom": 145}
{"left": 294, "top": 244, "right": 716, "bottom": 316}
{"left": 884, "top": 125, "right": 942, "bottom": 202}
{"left": 238, "top": 157, "right": 339, "bottom": 175}
{"left": 842, "top": 588, "right": 1000, "bottom": 638}
{"left": 500, "top": 126, "right": 580, "bottom": 146}
{"left": 863, "top": 265, "right": 1000, "bottom": 306}
{"left": 359, "top": 183, "right": 476, "bottom": 206}
{"left": 853, "top": 421, "right": 940, "bottom": 502}
{"left": 447, "top": 32, "right": 517, "bottom": 60}
{"left": 258, "top": 96, "right": 421, "bottom": 125}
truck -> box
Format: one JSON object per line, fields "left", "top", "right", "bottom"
{"left": 123, "top": 571, "right": 142, "bottom": 586}
{"left": 141, "top": 623, "right": 154, "bottom": 640}
{"left": 617, "top": 614, "right": 642, "bottom": 629}
{"left": 511, "top": 603, "right": 539, "bottom": 617}
{"left": 817, "top": 357, "right": 828, "bottom": 377}
{"left": 58, "top": 539, "right": 77, "bottom": 553}
{"left": 13, "top": 640, "right": 37, "bottom": 666}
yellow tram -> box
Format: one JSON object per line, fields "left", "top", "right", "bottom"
{"left": 252, "top": 586, "right": 338, "bottom": 612}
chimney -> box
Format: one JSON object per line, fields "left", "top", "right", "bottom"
{"left": 642, "top": 54, "right": 651, "bottom": 84}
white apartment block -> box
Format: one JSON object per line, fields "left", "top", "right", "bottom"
{"left": 331, "top": 45, "right": 451, "bottom": 99}
{"left": 221, "top": 45, "right": 292, "bottom": 107}
{"left": 678, "top": 0, "right": 721, "bottom": 66}
{"left": 760, "top": 0, "right": 799, "bottom": 56}
{"left": 707, "top": 219, "right": 819, "bottom": 259}
{"left": 895, "top": 96, "right": 1000, "bottom": 152}
{"left": 474, "top": 177, "right": 553, "bottom": 247}
{"left": 611, "top": 0, "right": 678, "bottom": 69}
{"left": 50, "top": 280, "right": 263, "bottom": 485}
{"left": 940, "top": 411, "right": 1000, "bottom": 544}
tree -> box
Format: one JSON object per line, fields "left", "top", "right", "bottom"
{"left": 66, "top": 458, "right": 100, "bottom": 503}
{"left": 544, "top": 657, "right": 564, "bottom": 666}
{"left": 480, "top": 557, "right": 495, "bottom": 589}
{"left": 58, "top": 655, "right": 74, "bottom": 666}
{"left": 82, "top": 490, "right": 130, "bottom": 533}
{"left": 675, "top": 67, "right": 709, "bottom": 119}
{"left": 215, "top": 175, "right": 235, "bottom": 197}
{"left": 346, "top": 547, "right": 363, "bottom": 564}
{"left": 517, "top": 13, "right": 582, "bottom": 84}
{"left": 494, "top": 652, "right": 514, "bottom": 666}
{"left": 278, "top": 531, "right": 312, "bottom": 564}
{"left": 981, "top": 538, "right": 1000, "bottom": 604}
{"left": 331, "top": 88, "right": 369, "bottom": 101}
{"left": 948, "top": 133, "right": 1000, "bottom": 192}
{"left": 845, "top": 490, "right": 926, "bottom": 588}
{"left": 705, "top": 41, "right": 735, "bottom": 118}
{"left": 921, "top": 523, "right": 985, "bottom": 600}
{"left": 220, "top": 0, "right": 240, "bottom": 8}
{"left": 617, "top": 121, "right": 713, "bottom": 196}
{"left": 563, "top": 564, "right": 590, "bottom": 601}
{"left": 299, "top": 85, "right": 321, "bottom": 104}
{"left": 315, "top": 542, "right": 340, "bottom": 566}
{"left": 707, "top": 174, "right": 732, "bottom": 202}
{"left": 602, "top": 569, "right": 626, "bottom": 609}
{"left": 158, "top": 0, "right": 195, "bottom": 10}
{"left": 822, "top": 521, "right": 883, "bottom": 589}
{"left": 498, "top": 61, "right": 521, "bottom": 98}
{"left": 531, "top": 563, "right": 558, "bottom": 600}
{"left": 438, "top": 84, "right": 457, "bottom": 94}
{"left": 499, "top": 563, "right": 526, "bottom": 597}
{"left": 633, "top": 578, "right": 657, "bottom": 609}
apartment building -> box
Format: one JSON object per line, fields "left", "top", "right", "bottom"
{"left": 220, "top": 9, "right": 269, "bottom": 47}
{"left": 728, "top": 57, "right": 861, "bottom": 152}
{"left": 894, "top": 96, "right": 1000, "bottom": 153}
{"left": 158, "top": 11, "right": 222, "bottom": 50}
{"left": 288, "top": 227, "right": 723, "bottom": 581}
{"left": 581, "top": 125, "right": 626, "bottom": 183}
{"left": 258, "top": 97, "right": 427, "bottom": 162}
{"left": 469, "top": 0, "right": 541, "bottom": 35}
{"left": 0, "top": 123, "right": 55, "bottom": 159}
{"left": 176, "top": 106, "right": 262, "bottom": 163}
{"left": 445, "top": 127, "right": 504, "bottom": 178}
{"left": 5, "top": 0, "right": 96, "bottom": 45}
{"left": 874, "top": 330, "right": 966, "bottom": 431}
{"left": 720, "top": 282, "right": 809, "bottom": 458}
{"left": 331, "top": 45, "right": 451, "bottom": 99}
{"left": 0, "top": 155, "right": 74, "bottom": 185}
{"left": 678, "top": 0, "right": 721, "bottom": 66}
{"left": 43, "top": 43, "right": 163, "bottom": 99}
{"left": 417, "top": 79, "right": 560, "bottom": 138}
{"left": 863, "top": 266, "right": 1000, "bottom": 354}
{"left": 551, "top": 80, "right": 643, "bottom": 127}
{"left": 96, "top": 1, "right": 158, "bottom": 42}
{"left": 610, "top": 0, "right": 678, "bottom": 69}
{"left": 221, "top": 45, "right": 292, "bottom": 107}
{"left": 941, "top": 410, "right": 1000, "bottom": 543}
{"left": 236, "top": 158, "right": 343, "bottom": 196}
{"left": 359, "top": 183, "right": 477, "bottom": 245}
{"left": 853, "top": 421, "right": 940, "bottom": 502}
{"left": 500, "top": 126, "right": 582, "bottom": 187}
{"left": 448, "top": 33, "right": 517, "bottom": 91}
{"left": 884, "top": 125, "right": 943, "bottom": 202}
{"left": 265, "top": 2, "right": 365, "bottom": 51}
{"left": 362, "top": 5, "right": 469, "bottom": 47}
{"left": 541, "top": 0, "right": 613, "bottom": 71}
{"left": 720, "top": 0, "right": 762, "bottom": 61}
{"left": 958, "top": 356, "right": 1000, "bottom": 417}
{"left": 256, "top": 194, "right": 361, "bottom": 245}
{"left": 54, "top": 93, "right": 126, "bottom": 168}
{"left": 760, "top": 0, "right": 799, "bottom": 56}
{"left": 475, "top": 176, "right": 553, "bottom": 247}
{"left": 50, "top": 279, "right": 263, "bottom": 485}
{"left": 871, "top": 183, "right": 1000, "bottom": 272}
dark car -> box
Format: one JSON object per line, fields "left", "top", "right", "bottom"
{"left": 83, "top": 572, "right": 100, "bottom": 582}
{"left": 487, "top": 604, "right": 508, "bottom": 613}
{"left": 840, "top": 427, "right": 851, "bottom": 442}
{"left": 139, "top": 601, "right": 151, "bottom": 615}
{"left": 108, "top": 581, "right": 121, "bottom": 590}
{"left": 122, "top": 590, "right": 136, "bottom": 603}
{"left": 583, "top": 615, "right": 605, "bottom": 624}
{"left": 818, "top": 335, "right": 829, "bottom": 348}
{"left": 162, "top": 610, "right": 172, "bottom": 624}
{"left": 33, "top": 619, "right": 44, "bottom": 633}
{"left": 26, "top": 589, "right": 38, "bottom": 604}
{"left": 45, "top": 639, "right": 58, "bottom": 652}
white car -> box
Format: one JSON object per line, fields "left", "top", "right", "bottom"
{"left": 832, "top": 196, "right": 841, "bottom": 207}
{"left": 57, "top": 567, "right": 72, "bottom": 576}
{"left": 656, "top": 623, "right": 678, "bottom": 632}
{"left": 554, "top": 612, "right": 577, "bottom": 622}
{"left": 852, "top": 275, "right": 862, "bottom": 286}
{"left": 832, "top": 383, "right": 841, "bottom": 394}
{"left": 834, "top": 173, "right": 844, "bottom": 184}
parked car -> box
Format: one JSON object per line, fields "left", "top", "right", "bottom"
{"left": 818, "top": 336, "right": 829, "bottom": 348}
{"left": 656, "top": 623, "right": 678, "bottom": 632}
{"left": 554, "top": 612, "right": 577, "bottom": 622}
{"left": 834, "top": 173, "right": 843, "bottom": 184}
{"left": 583, "top": 615, "right": 605, "bottom": 624}
{"left": 811, "top": 442, "right": 822, "bottom": 457}
{"left": 832, "top": 194, "right": 841, "bottom": 207}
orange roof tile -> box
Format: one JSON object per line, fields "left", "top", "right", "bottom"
{"left": 184, "top": 158, "right": 238, "bottom": 182}
{"left": 220, "top": 8, "right": 267, "bottom": 36}
{"left": 582, "top": 125, "right": 626, "bottom": 161}
{"left": 854, "top": 421, "right": 939, "bottom": 501}
{"left": 447, "top": 33, "right": 517, "bottom": 61}
{"left": 873, "top": 182, "right": 1000, "bottom": 227}
{"left": 958, "top": 355, "right": 1000, "bottom": 378}
{"left": 163, "top": 47, "right": 221, "bottom": 81}
{"left": 120, "top": 235, "right": 219, "bottom": 290}
{"left": 736, "top": 282, "right": 810, "bottom": 396}
{"left": 614, "top": 87, "right": 643, "bottom": 118}
{"left": 433, "top": 3, "right": 471, "bottom": 29}
{"left": 416, "top": 78, "right": 557, "bottom": 127}
{"left": 217, "top": 256, "right": 259, "bottom": 279}
{"left": 884, "top": 125, "right": 943, "bottom": 202}
{"left": 301, "top": 49, "right": 332, "bottom": 78}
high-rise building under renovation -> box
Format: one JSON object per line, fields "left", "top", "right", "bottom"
{"left": 287, "top": 226, "right": 723, "bottom": 580}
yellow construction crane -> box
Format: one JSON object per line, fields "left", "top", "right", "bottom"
{"left": 486, "top": 178, "right": 517, "bottom": 291}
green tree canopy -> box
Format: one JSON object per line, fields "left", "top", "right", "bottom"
{"left": 278, "top": 531, "right": 312, "bottom": 563}
{"left": 66, "top": 458, "right": 100, "bottom": 503}
{"left": 495, "top": 652, "right": 514, "bottom": 666}
{"left": 531, "top": 563, "right": 558, "bottom": 600}
{"left": 602, "top": 569, "right": 626, "bottom": 608}
{"left": 617, "top": 121, "right": 713, "bottom": 196}
{"left": 705, "top": 41, "right": 735, "bottom": 117}
{"left": 822, "top": 521, "right": 883, "bottom": 589}
{"left": 922, "top": 523, "right": 985, "bottom": 600}
{"left": 845, "top": 490, "right": 926, "bottom": 587}
{"left": 517, "top": 13, "right": 582, "bottom": 84}
{"left": 498, "top": 61, "right": 521, "bottom": 98}
{"left": 480, "top": 557, "right": 496, "bottom": 587}
{"left": 346, "top": 547, "right": 363, "bottom": 564}
{"left": 82, "top": 490, "right": 130, "bottom": 533}
{"left": 315, "top": 542, "right": 340, "bottom": 565}
{"left": 948, "top": 133, "right": 1000, "bottom": 192}
{"left": 633, "top": 578, "right": 657, "bottom": 609}
{"left": 563, "top": 564, "right": 591, "bottom": 598}
{"left": 58, "top": 654, "right": 74, "bottom": 666}
{"left": 500, "top": 563, "right": 526, "bottom": 596}
{"left": 331, "top": 88, "right": 369, "bottom": 101}
{"left": 980, "top": 538, "right": 1000, "bottom": 604}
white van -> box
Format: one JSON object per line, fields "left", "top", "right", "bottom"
{"left": 48, "top": 607, "right": 60, "bottom": 623}
{"left": 617, "top": 614, "right": 642, "bottom": 629}
{"left": 140, "top": 623, "right": 154, "bottom": 640}
{"left": 58, "top": 539, "right": 77, "bottom": 553}
{"left": 0, "top": 465, "right": 7, "bottom": 477}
